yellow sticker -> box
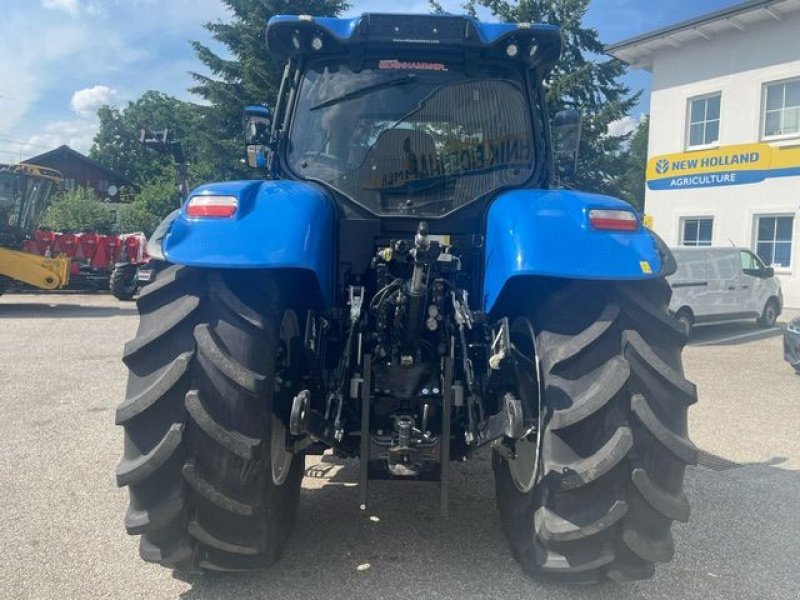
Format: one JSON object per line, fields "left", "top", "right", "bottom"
{"left": 640, "top": 261, "right": 653, "bottom": 274}
{"left": 643, "top": 214, "right": 654, "bottom": 229}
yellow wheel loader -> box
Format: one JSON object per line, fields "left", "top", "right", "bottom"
{"left": 0, "top": 163, "right": 68, "bottom": 295}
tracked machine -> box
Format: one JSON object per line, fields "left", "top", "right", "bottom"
{"left": 115, "top": 13, "right": 697, "bottom": 583}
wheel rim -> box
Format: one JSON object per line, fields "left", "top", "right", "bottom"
{"left": 766, "top": 305, "right": 776, "bottom": 325}
{"left": 679, "top": 316, "right": 691, "bottom": 336}
{"left": 270, "top": 416, "right": 293, "bottom": 486}
{"left": 508, "top": 437, "right": 539, "bottom": 493}
{"left": 507, "top": 317, "right": 543, "bottom": 494}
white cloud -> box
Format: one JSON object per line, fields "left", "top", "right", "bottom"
{"left": 0, "top": 13, "right": 89, "bottom": 135}
{"left": 70, "top": 85, "right": 118, "bottom": 117}
{"left": 0, "top": 0, "right": 227, "bottom": 157}
{"left": 41, "top": 0, "right": 80, "bottom": 16}
{"left": 607, "top": 114, "right": 646, "bottom": 138}
{"left": 26, "top": 119, "right": 98, "bottom": 155}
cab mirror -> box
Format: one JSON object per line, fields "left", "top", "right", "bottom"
{"left": 552, "top": 109, "right": 582, "bottom": 179}
{"left": 243, "top": 105, "right": 273, "bottom": 169}
{"left": 764, "top": 266, "right": 775, "bottom": 278}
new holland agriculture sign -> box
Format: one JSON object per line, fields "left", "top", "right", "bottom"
{"left": 646, "top": 143, "right": 800, "bottom": 190}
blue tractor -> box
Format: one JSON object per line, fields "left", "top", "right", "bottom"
{"left": 116, "top": 13, "right": 697, "bottom": 583}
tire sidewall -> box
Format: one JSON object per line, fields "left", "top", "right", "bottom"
{"left": 760, "top": 300, "right": 778, "bottom": 328}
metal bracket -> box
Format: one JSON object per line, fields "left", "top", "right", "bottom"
{"left": 349, "top": 285, "right": 365, "bottom": 324}
{"left": 289, "top": 389, "right": 337, "bottom": 447}
{"left": 489, "top": 318, "right": 510, "bottom": 370}
{"left": 450, "top": 289, "right": 474, "bottom": 330}
{"left": 473, "top": 393, "right": 525, "bottom": 449}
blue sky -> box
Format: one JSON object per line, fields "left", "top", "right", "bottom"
{"left": 0, "top": 0, "right": 742, "bottom": 161}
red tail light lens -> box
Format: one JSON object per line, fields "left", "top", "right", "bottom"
{"left": 589, "top": 209, "right": 638, "bottom": 231}
{"left": 186, "top": 195, "right": 238, "bottom": 218}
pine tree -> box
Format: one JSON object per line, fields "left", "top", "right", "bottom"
{"left": 463, "top": 0, "right": 639, "bottom": 196}
{"left": 190, "top": 0, "right": 350, "bottom": 180}
{"left": 616, "top": 115, "right": 649, "bottom": 210}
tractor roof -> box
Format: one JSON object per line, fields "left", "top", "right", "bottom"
{"left": 266, "top": 13, "right": 561, "bottom": 73}
{"left": 0, "top": 162, "right": 61, "bottom": 183}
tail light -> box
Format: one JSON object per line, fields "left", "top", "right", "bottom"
{"left": 186, "top": 195, "right": 238, "bottom": 218}
{"left": 589, "top": 209, "right": 638, "bottom": 231}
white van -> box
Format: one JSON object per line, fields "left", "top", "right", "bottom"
{"left": 667, "top": 247, "right": 783, "bottom": 335}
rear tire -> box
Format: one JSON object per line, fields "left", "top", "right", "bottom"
{"left": 757, "top": 298, "right": 779, "bottom": 328}
{"left": 494, "top": 278, "right": 697, "bottom": 583}
{"left": 116, "top": 265, "right": 304, "bottom": 572}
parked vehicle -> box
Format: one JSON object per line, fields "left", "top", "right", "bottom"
{"left": 668, "top": 247, "right": 782, "bottom": 335}
{"left": 0, "top": 163, "right": 68, "bottom": 293}
{"left": 785, "top": 317, "right": 800, "bottom": 374}
{"left": 20, "top": 229, "right": 149, "bottom": 295}
{"left": 108, "top": 233, "right": 150, "bottom": 300}
{"left": 115, "top": 13, "right": 697, "bottom": 584}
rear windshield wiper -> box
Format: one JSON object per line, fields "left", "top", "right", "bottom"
{"left": 310, "top": 74, "right": 417, "bottom": 111}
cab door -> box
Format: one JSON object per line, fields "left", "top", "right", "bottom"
{"left": 739, "top": 250, "right": 770, "bottom": 315}
{"left": 707, "top": 251, "right": 740, "bottom": 316}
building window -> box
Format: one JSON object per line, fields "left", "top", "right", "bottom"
{"left": 763, "top": 77, "right": 800, "bottom": 139}
{"left": 681, "top": 217, "right": 713, "bottom": 246}
{"left": 755, "top": 215, "right": 794, "bottom": 268}
{"left": 687, "top": 93, "right": 721, "bottom": 149}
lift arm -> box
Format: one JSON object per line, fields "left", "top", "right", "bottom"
{"left": 0, "top": 247, "right": 70, "bottom": 290}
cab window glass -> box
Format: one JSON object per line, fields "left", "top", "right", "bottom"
{"left": 288, "top": 59, "right": 534, "bottom": 217}
{"left": 740, "top": 251, "right": 758, "bottom": 270}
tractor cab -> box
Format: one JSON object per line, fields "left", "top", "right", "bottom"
{"left": 0, "top": 163, "right": 61, "bottom": 249}
{"left": 246, "top": 14, "right": 564, "bottom": 220}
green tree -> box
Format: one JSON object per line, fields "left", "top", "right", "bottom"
{"left": 190, "top": 0, "right": 350, "bottom": 180}
{"left": 116, "top": 203, "right": 161, "bottom": 236}
{"left": 42, "top": 187, "right": 114, "bottom": 234}
{"left": 616, "top": 115, "right": 649, "bottom": 211}
{"left": 462, "top": 0, "right": 639, "bottom": 196}
{"left": 115, "top": 177, "right": 180, "bottom": 236}
{"left": 89, "top": 91, "right": 210, "bottom": 186}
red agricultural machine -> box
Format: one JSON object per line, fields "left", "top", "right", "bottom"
{"left": 22, "top": 229, "right": 149, "bottom": 299}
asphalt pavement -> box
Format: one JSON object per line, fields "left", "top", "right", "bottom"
{"left": 1, "top": 293, "right": 798, "bottom": 600}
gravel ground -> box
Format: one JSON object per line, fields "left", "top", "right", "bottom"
{"left": 0, "top": 293, "right": 798, "bottom": 600}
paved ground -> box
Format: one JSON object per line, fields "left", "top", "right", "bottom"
{"left": 1, "top": 293, "right": 798, "bottom": 600}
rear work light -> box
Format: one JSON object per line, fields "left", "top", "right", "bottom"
{"left": 588, "top": 209, "right": 638, "bottom": 231}
{"left": 186, "top": 195, "right": 238, "bottom": 218}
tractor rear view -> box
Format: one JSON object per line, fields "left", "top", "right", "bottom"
{"left": 115, "top": 13, "right": 696, "bottom": 584}
{"left": 0, "top": 163, "right": 68, "bottom": 294}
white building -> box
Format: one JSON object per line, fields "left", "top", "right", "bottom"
{"left": 609, "top": 0, "right": 800, "bottom": 308}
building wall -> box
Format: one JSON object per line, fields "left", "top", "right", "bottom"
{"left": 646, "top": 13, "right": 800, "bottom": 308}
{"left": 29, "top": 153, "right": 123, "bottom": 200}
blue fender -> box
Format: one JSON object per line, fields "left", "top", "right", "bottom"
{"left": 162, "top": 180, "right": 335, "bottom": 306}
{"left": 483, "top": 189, "right": 662, "bottom": 313}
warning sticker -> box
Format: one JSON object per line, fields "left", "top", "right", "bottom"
{"left": 640, "top": 261, "right": 653, "bottom": 274}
